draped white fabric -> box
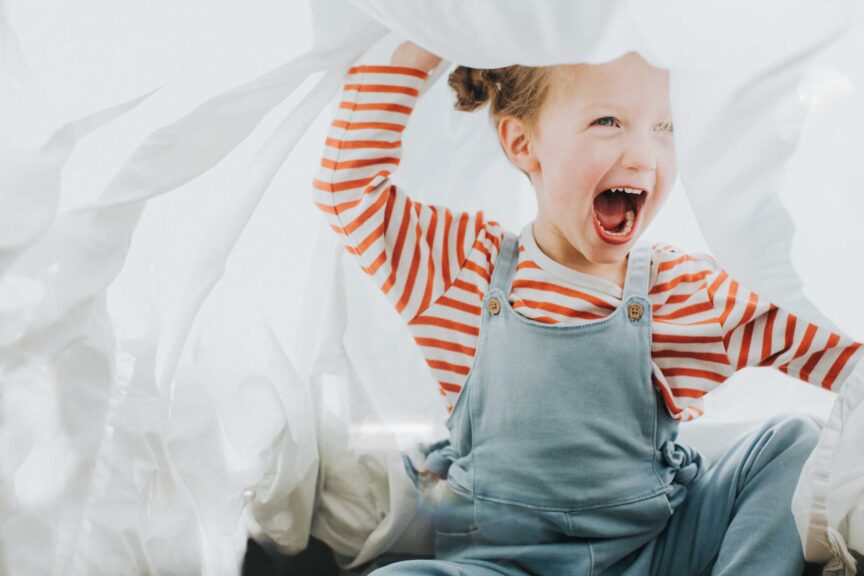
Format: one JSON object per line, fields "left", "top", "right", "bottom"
{"left": 1, "top": 0, "right": 862, "bottom": 574}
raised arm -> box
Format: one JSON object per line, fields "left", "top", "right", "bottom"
{"left": 702, "top": 254, "right": 863, "bottom": 392}
{"left": 312, "top": 43, "right": 492, "bottom": 321}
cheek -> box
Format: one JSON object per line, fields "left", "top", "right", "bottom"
{"left": 659, "top": 142, "right": 677, "bottom": 183}
{"left": 656, "top": 163, "right": 677, "bottom": 206}
{"left": 546, "top": 147, "right": 609, "bottom": 208}
{"left": 644, "top": 176, "right": 674, "bottom": 222}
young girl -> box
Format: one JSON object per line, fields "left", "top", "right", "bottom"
{"left": 312, "top": 41, "right": 863, "bottom": 575}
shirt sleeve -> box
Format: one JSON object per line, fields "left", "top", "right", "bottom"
{"left": 312, "top": 64, "right": 490, "bottom": 321}
{"left": 702, "top": 254, "right": 863, "bottom": 392}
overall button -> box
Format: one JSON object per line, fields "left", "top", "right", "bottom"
{"left": 627, "top": 302, "right": 644, "bottom": 321}
{"left": 487, "top": 297, "right": 502, "bottom": 315}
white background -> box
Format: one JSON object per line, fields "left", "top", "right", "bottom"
{"left": 5, "top": 0, "right": 861, "bottom": 443}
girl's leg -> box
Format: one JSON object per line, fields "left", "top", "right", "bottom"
{"left": 648, "top": 414, "right": 821, "bottom": 576}
{"left": 368, "top": 558, "right": 519, "bottom": 575}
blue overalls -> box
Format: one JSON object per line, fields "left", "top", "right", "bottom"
{"left": 377, "top": 231, "right": 821, "bottom": 575}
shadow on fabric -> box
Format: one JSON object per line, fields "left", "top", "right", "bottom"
{"left": 241, "top": 537, "right": 844, "bottom": 576}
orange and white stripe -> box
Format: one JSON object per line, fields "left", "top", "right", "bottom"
{"left": 313, "top": 65, "right": 864, "bottom": 422}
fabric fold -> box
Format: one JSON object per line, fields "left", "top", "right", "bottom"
{"left": 3, "top": 1, "right": 863, "bottom": 574}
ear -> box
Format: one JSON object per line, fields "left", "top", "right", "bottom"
{"left": 498, "top": 116, "right": 541, "bottom": 175}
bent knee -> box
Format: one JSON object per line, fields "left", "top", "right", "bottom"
{"left": 767, "top": 414, "right": 822, "bottom": 452}
{"left": 369, "top": 559, "right": 465, "bottom": 575}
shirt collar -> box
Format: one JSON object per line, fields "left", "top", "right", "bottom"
{"left": 518, "top": 221, "right": 624, "bottom": 299}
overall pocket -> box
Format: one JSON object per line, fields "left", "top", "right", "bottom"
{"left": 565, "top": 489, "right": 674, "bottom": 539}
{"left": 434, "top": 486, "right": 480, "bottom": 536}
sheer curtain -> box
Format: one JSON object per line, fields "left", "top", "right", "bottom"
{"left": 1, "top": 1, "right": 862, "bottom": 574}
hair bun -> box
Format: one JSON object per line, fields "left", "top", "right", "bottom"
{"left": 448, "top": 66, "right": 496, "bottom": 112}
{"left": 445, "top": 64, "right": 556, "bottom": 137}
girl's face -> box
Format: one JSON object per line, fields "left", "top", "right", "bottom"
{"left": 504, "top": 52, "right": 676, "bottom": 274}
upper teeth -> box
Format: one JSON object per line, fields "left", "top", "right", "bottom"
{"left": 610, "top": 187, "right": 642, "bottom": 195}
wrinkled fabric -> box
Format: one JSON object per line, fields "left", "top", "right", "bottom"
{"left": 660, "top": 441, "right": 704, "bottom": 487}
{"left": 794, "top": 361, "right": 864, "bottom": 575}
{"left": 1, "top": 1, "right": 863, "bottom": 574}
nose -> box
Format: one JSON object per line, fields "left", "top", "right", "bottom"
{"left": 621, "top": 131, "right": 657, "bottom": 172}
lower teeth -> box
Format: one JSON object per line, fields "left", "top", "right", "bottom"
{"left": 601, "top": 209, "right": 635, "bottom": 236}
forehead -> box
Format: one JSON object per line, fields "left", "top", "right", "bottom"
{"left": 551, "top": 53, "right": 671, "bottom": 114}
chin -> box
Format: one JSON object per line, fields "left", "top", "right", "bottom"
{"left": 589, "top": 248, "right": 629, "bottom": 264}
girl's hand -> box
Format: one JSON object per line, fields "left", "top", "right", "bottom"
{"left": 390, "top": 41, "right": 442, "bottom": 73}
{"left": 418, "top": 469, "right": 442, "bottom": 489}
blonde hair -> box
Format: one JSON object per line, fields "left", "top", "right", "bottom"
{"left": 447, "top": 64, "right": 566, "bottom": 133}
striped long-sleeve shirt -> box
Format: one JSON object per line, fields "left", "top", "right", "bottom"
{"left": 312, "top": 64, "right": 864, "bottom": 422}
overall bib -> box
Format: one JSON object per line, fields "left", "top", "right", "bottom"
{"left": 380, "top": 231, "right": 820, "bottom": 575}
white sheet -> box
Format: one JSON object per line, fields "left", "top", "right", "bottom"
{"left": 1, "top": 1, "right": 862, "bottom": 574}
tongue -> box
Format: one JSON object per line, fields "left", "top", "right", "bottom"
{"left": 593, "top": 191, "right": 628, "bottom": 230}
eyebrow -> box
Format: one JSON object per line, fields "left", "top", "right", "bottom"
{"left": 578, "top": 103, "right": 623, "bottom": 113}
{"left": 578, "top": 104, "right": 672, "bottom": 123}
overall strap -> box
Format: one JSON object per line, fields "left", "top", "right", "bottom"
{"left": 489, "top": 230, "right": 520, "bottom": 294}
{"left": 622, "top": 241, "right": 653, "bottom": 300}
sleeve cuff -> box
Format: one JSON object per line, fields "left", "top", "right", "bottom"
{"left": 348, "top": 64, "right": 429, "bottom": 81}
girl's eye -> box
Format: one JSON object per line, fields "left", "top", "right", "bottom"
{"left": 657, "top": 121, "right": 674, "bottom": 132}
{"left": 593, "top": 116, "right": 619, "bottom": 128}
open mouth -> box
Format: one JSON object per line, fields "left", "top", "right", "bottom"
{"left": 592, "top": 187, "right": 647, "bottom": 242}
